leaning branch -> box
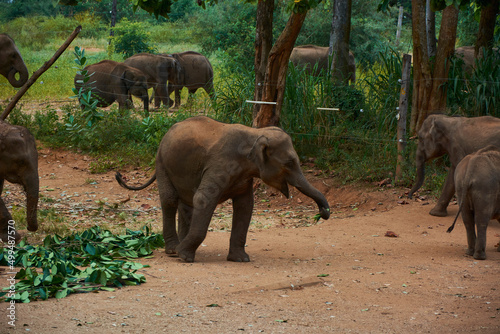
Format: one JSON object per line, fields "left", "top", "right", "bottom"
{"left": 1, "top": 25, "right": 82, "bottom": 121}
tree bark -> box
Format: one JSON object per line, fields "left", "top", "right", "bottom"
{"left": 410, "top": 1, "right": 458, "bottom": 134}
{"left": 253, "top": 11, "right": 308, "bottom": 128}
{"left": 426, "top": 0, "right": 436, "bottom": 57}
{"left": 329, "top": 0, "right": 352, "bottom": 85}
{"left": 475, "top": 0, "right": 499, "bottom": 58}
{"left": 253, "top": 0, "right": 275, "bottom": 120}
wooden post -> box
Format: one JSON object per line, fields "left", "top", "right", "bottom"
{"left": 395, "top": 53, "right": 411, "bottom": 183}
{"left": 1, "top": 26, "right": 82, "bottom": 121}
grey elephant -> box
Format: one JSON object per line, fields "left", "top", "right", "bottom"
{"left": 74, "top": 60, "right": 149, "bottom": 112}
{"left": 124, "top": 53, "right": 181, "bottom": 108}
{"left": 0, "top": 121, "right": 39, "bottom": 243}
{"left": 165, "top": 51, "right": 214, "bottom": 108}
{"left": 289, "top": 45, "right": 356, "bottom": 84}
{"left": 454, "top": 46, "right": 499, "bottom": 74}
{"left": 116, "top": 116, "right": 330, "bottom": 263}
{"left": 0, "top": 34, "right": 29, "bottom": 88}
{"left": 408, "top": 114, "right": 500, "bottom": 217}
{"left": 447, "top": 145, "right": 500, "bottom": 260}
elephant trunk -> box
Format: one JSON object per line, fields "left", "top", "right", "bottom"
{"left": 408, "top": 150, "right": 426, "bottom": 199}
{"left": 289, "top": 173, "right": 330, "bottom": 220}
{"left": 7, "top": 63, "right": 29, "bottom": 88}
{"left": 24, "top": 173, "right": 39, "bottom": 232}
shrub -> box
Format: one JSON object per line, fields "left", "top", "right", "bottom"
{"left": 111, "top": 18, "right": 157, "bottom": 59}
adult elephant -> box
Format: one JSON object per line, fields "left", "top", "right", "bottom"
{"left": 408, "top": 114, "right": 500, "bottom": 217}
{"left": 124, "top": 53, "right": 181, "bottom": 109}
{"left": 116, "top": 116, "right": 330, "bottom": 263}
{"left": 454, "top": 46, "right": 499, "bottom": 74}
{"left": 0, "top": 34, "right": 29, "bottom": 88}
{"left": 165, "top": 51, "right": 214, "bottom": 108}
{"left": 0, "top": 121, "right": 39, "bottom": 243}
{"left": 74, "top": 60, "right": 149, "bottom": 112}
{"left": 289, "top": 45, "right": 356, "bottom": 84}
{"left": 448, "top": 145, "right": 500, "bottom": 260}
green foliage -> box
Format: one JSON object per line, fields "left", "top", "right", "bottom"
{"left": 111, "top": 18, "right": 158, "bottom": 58}
{"left": 447, "top": 47, "right": 500, "bottom": 117}
{"left": 0, "top": 225, "right": 164, "bottom": 302}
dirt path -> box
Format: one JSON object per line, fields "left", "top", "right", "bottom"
{"left": 1, "top": 147, "right": 499, "bottom": 333}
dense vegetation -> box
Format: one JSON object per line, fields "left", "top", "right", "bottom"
{"left": 0, "top": 0, "right": 498, "bottom": 192}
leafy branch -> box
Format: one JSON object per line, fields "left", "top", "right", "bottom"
{"left": 0, "top": 225, "right": 164, "bottom": 303}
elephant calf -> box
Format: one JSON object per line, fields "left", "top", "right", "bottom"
{"left": 450, "top": 145, "right": 500, "bottom": 260}
{"left": 0, "top": 121, "right": 39, "bottom": 243}
{"left": 116, "top": 116, "right": 330, "bottom": 263}
{"left": 0, "top": 34, "right": 29, "bottom": 88}
{"left": 74, "top": 60, "right": 149, "bottom": 112}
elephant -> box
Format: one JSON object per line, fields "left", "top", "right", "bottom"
{"left": 454, "top": 46, "right": 499, "bottom": 74}
{"left": 164, "top": 51, "right": 214, "bottom": 108}
{"left": 447, "top": 145, "right": 500, "bottom": 260}
{"left": 408, "top": 114, "right": 500, "bottom": 217}
{"left": 289, "top": 45, "right": 356, "bottom": 84}
{"left": 124, "top": 53, "right": 181, "bottom": 109}
{"left": 74, "top": 60, "right": 149, "bottom": 112}
{"left": 116, "top": 116, "right": 330, "bottom": 263}
{"left": 0, "top": 121, "right": 39, "bottom": 243}
{"left": 0, "top": 33, "right": 29, "bottom": 88}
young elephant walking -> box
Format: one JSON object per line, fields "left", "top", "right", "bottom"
{"left": 450, "top": 145, "right": 500, "bottom": 260}
{"left": 116, "top": 116, "right": 330, "bottom": 262}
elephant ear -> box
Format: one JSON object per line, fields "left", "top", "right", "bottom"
{"left": 121, "top": 70, "right": 135, "bottom": 90}
{"left": 247, "top": 135, "right": 269, "bottom": 174}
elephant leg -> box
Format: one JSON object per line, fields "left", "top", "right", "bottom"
{"left": 175, "top": 88, "right": 182, "bottom": 107}
{"left": 430, "top": 168, "right": 456, "bottom": 217}
{"left": 227, "top": 183, "right": 254, "bottom": 262}
{"left": 0, "top": 197, "right": 19, "bottom": 244}
{"left": 0, "top": 178, "right": 4, "bottom": 194}
{"left": 156, "top": 171, "right": 179, "bottom": 255}
{"left": 166, "top": 84, "right": 175, "bottom": 107}
{"left": 186, "top": 88, "right": 198, "bottom": 104}
{"left": 461, "top": 205, "right": 476, "bottom": 257}
{"left": 175, "top": 182, "right": 219, "bottom": 262}
{"left": 177, "top": 202, "right": 193, "bottom": 241}
{"left": 473, "top": 210, "right": 490, "bottom": 260}
{"left": 154, "top": 86, "right": 162, "bottom": 109}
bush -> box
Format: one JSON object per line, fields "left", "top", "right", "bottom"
{"left": 111, "top": 18, "right": 157, "bottom": 59}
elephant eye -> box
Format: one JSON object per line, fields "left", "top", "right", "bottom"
{"left": 285, "top": 160, "right": 295, "bottom": 169}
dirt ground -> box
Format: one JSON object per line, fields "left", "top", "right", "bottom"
{"left": 1, "top": 146, "right": 500, "bottom": 333}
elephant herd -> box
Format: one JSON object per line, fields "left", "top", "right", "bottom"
{"left": 0, "top": 34, "right": 499, "bottom": 261}
{"left": 74, "top": 51, "right": 215, "bottom": 112}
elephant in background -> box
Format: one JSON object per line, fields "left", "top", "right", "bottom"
{"left": 451, "top": 145, "right": 500, "bottom": 260}
{"left": 165, "top": 51, "right": 214, "bottom": 108}
{"left": 408, "top": 114, "right": 500, "bottom": 217}
{"left": 116, "top": 116, "right": 330, "bottom": 263}
{"left": 290, "top": 45, "right": 356, "bottom": 84}
{"left": 0, "top": 121, "right": 39, "bottom": 243}
{"left": 0, "top": 34, "right": 29, "bottom": 88}
{"left": 124, "top": 53, "right": 181, "bottom": 108}
{"left": 74, "top": 60, "right": 149, "bottom": 112}
{"left": 454, "top": 46, "right": 499, "bottom": 74}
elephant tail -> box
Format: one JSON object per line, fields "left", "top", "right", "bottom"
{"left": 115, "top": 172, "right": 156, "bottom": 190}
{"left": 447, "top": 205, "right": 462, "bottom": 233}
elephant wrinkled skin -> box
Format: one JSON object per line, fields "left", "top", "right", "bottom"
{"left": 0, "top": 121, "right": 39, "bottom": 243}
{"left": 74, "top": 60, "right": 149, "bottom": 112}
{"left": 290, "top": 45, "right": 356, "bottom": 83}
{"left": 165, "top": 51, "right": 214, "bottom": 108}
{"left": 453, "top": 145, "right": 500, "bottom": 260}
{"left": 409, "top": 114, "right": 500, "bottom": 217}
{"left": 124, "top": 53, "right": 181, "bottom": 108}
{"left": 116, "top": 116, "right": 330, "bottom": 263}
{"left": 0, "top": 33, "right": 29, "bottom": 88}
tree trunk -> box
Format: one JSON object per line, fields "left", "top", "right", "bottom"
{"left": 110, "top": 0, "right": 117, "bottom": 38}
{"left": 253, "top": 12, "right": 308, "bottom": 128}
{"left": 253, "top": 0, "right": 275, "bottom": 120}
{"left": 396, "top": 5, "right": 404, "bottom": 46}
{"left": 329, "top": 0, "right": 352, "bottom": 84}
{"left": 410, "top": 1, "right": 458, "bottom": 134}
{"left": 475, "top": 0, "right": 499, "bottom": 58}
{"left": 426, "top": 0, "right": 436, "bottom": 57}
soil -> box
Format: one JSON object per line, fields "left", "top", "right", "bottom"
{"left": 1, "top": 146, "right": 500, "bottom": 334}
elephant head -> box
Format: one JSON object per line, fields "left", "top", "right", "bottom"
{"left": 121, "top": 68, "right": 149, "bottom": 112}
{"left": 249, "top": 128, "right": 330, "bottom": 220}
{"left": 0, "top": 34, "right": 29, "bottom": 88}
{"left": 408, "top": 115, "right": 449, "bottom": 198}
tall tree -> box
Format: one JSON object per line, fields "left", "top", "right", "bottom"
{"left": 475, "top": 0, "right": 499, "bottom": 57}
{"left": 329, "top": 0, "right": 352, "bottom": 85}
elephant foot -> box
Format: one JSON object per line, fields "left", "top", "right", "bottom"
{"left": 165, "top": 248, "right": 179, "bottom": 257}
{"left": 473, "top": 250, "right": 486, "bottom": 260}
{"left": 227, "top": 249, "right": 250, "bottom": 262}
{"left": 429, "top": 206, "right": 448, "bottom": 217}
{"left": 466, "top": 248, "right": 474, "bottom": 256}
{"left": 176, "top": 246, "right": 196, "bottom": 263}
{"left": 0, "top": 230, "right": 21, "bottom": 244}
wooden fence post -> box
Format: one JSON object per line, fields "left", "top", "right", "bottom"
{"left": 395, "top": 53, "right": 412, "bottom": 183}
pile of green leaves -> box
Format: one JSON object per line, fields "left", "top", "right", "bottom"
{"left": 0, "top": 226, "right": 164, "bottom": 303}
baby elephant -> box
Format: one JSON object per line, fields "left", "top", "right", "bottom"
{"left": 116, "top": 116, "right": 330, "bottom": 263}
{"left": 74, "top": 60, "right": 149, "bottom": 112}
{"left": 449, "top": 145, "right": 500, "bottom": 260}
